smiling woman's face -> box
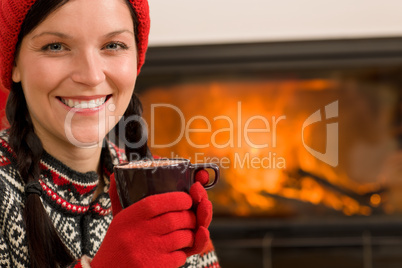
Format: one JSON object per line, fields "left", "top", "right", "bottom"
{"left": 12, "top": 0, "right": 137, "bottom": 151}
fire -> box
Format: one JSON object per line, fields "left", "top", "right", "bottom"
{"left": 139, "top": 78, "right": 386, "bottom": 217}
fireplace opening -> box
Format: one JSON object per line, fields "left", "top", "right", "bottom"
{"left": 139, "top": 73, "right": 401, "bottom": 218}
{"left": 136, "top": 38, "right": 402, "bottom": 267}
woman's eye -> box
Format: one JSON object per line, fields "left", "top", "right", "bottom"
{"left": 104, "top": 42, "right": 128, "bottom": 50}
{"left": 42, "top": 43, "right": 64, "bottom": 52}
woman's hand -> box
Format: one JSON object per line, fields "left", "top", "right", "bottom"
{"left": 92, "top": 189, "right": 195, "bottom": 267}
{"left": 185, "top": 181, "right": 212, "bottom": 256}
{"left": 90, "top": 174, "right": 213, "bottom": 267}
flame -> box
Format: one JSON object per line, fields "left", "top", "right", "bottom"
{"left": 139, "top": 78, "right": 385, "bottom": 217}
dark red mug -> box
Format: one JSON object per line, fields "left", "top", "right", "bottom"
{"left": 113, "top": 158, "right": 219, "bottom": 208}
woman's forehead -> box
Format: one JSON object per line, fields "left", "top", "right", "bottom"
{"left": 29, "top": 0, "right": 135, "bottom": 37}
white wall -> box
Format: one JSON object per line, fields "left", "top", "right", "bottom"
{"left": 148, "top": 0, "right": 402, "bottom": 47}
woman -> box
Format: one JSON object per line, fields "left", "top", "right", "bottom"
{"left": 0, "top": 0, "right": 220, "bottom": 267}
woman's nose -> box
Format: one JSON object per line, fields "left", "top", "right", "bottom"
{"left": 70, "top": 50, "right": 106, "bottom": 87}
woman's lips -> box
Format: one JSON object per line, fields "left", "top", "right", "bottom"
{"left": 57, "top": 95, "right": 112, "bottom": 114}
{"left": 59, "top": 96, "right": 107, "bottom": 109}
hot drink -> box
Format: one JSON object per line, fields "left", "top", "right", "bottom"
{"left": 114, "top": 158, "right": 219, "bottom": 208}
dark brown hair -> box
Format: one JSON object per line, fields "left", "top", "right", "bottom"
{"left": 6, "top": 0, "right": 150, "bottom": 267}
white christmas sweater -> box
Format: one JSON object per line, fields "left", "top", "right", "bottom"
{"left": 0, "top": 130, "right": 219, "bottom": 267}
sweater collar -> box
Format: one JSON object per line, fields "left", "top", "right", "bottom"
{"left": 39, "top": 141, "right": 119, "bottom": 195}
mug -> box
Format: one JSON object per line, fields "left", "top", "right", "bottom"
{"left": 113, "top": 158, "right": 219, "bottom": 208}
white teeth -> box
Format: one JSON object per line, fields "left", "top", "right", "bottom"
{"left": 76, "top": 102, "right": 88, "bottom": 109}
{"left": 61, "top": 97, "right": 107, "bottom": 108}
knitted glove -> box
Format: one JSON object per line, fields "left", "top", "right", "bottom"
{"left": 92, "top": 175, "right": 197, "bottom": 268}
{"left": 184, "top": 181, "right": 213, "bottom": 257}
{"left": 194, "top": 169, "right": 209, "bottom": 186}
{"left": 108, "top": 172, "right": 213, "bottom": 261}
{"left": 109, "top": 173, "right": 124, "bottom": 216}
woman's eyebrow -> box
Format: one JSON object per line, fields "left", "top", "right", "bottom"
{"left": 32, "top": 31, "right": 72, "bottom": 39}
{"left": 31, "top": 30, "right": 134, "bottom": 40}
{"left": 104, "top": 29, "right": 134, "bottom": 38}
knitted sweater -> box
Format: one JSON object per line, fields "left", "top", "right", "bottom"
{"left": 0, "top": 130, "right": 219, "bottom": 267}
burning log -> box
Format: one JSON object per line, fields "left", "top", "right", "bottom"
{"left": 260, "top": 191, "right": 345, "bottom": 216}
{"left": 294, "top": 168, "right": 386, "bottom": 214}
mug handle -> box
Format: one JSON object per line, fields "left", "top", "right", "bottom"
{"left": 192, "top": 163, "right": 219, "bottom": 189}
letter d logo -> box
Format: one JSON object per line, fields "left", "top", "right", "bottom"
{"left": 302, "top": 100, "right": 338, "bottom": 167}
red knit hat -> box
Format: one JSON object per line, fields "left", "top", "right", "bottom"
{"left": 0, "top": 0, "right": 150, "bottom": 92}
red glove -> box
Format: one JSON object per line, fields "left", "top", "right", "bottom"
{"left": 195, "top": 169, "right": 209, "bottom": 186}
{"left": 184, "top": 181, "right": 213, "bottom": 256}
{"left": 109, "top": 173, "right": 124, "bottom": 216}
{"left": 92, "top": 174, "right": 196, "bottom": 268}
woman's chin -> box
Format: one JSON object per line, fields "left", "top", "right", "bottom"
{"left": 64, "top": 128, "right": 108, "bottom": 149}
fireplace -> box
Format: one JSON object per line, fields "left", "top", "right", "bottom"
{"left": 136, "top": 37, "right": 402, "bottom": 267}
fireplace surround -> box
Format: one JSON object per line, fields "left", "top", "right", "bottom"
{"left": 135, "top": 37, "right": 402, "bottom": 267}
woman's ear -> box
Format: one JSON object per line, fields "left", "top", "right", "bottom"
{"left": 12, "top": 64, "right": 21, "bottom": 83}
